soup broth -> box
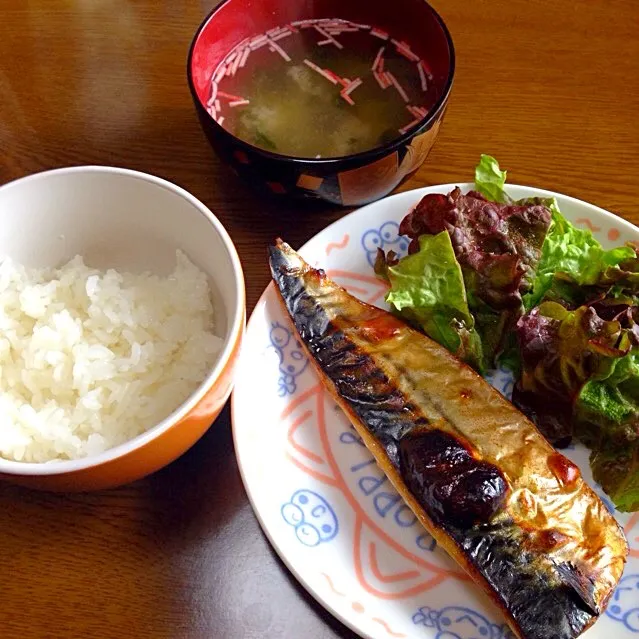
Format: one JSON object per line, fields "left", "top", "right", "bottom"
{"left": 206, "top": 19, "right": 439, "bottom": 158}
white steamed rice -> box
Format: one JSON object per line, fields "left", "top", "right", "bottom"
{"left": 0, "top": 251, "right": 223, "bottom": 463}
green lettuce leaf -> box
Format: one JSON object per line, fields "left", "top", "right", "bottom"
{"left": 474, "top": 154, "right": 511, "bottom": 204}
{"left": 517, "top": 301, "right": 624, "bottom": 402}
{"left": 524, "top": 203, "right": 635, "bottom": 309}
{"left": 474, "top": 157, "right": 634, "bottom": 311}
{"left": 496, "top": 332, "right": 522, "bottom": 378}
{"left": 573, "top": 347, "right": 639, "bottom": 512}
{"left": 383, "top": 231, "right": 484, "bottom": 370}
{"left": 515, "top": 301, "right": 639, "bottom": 510}
{"left": 474, "top": 154, "right": 639, "bottom": 511}
{"left": 577, "top": 353, "right": 639, "bottom": 440}
{"left": 578, "top": 379, "right": 636, "bottom": 426}
{"left": 590, "top": 445, "right": 639, "bottom": 512}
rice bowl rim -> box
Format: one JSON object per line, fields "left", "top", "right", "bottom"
{"left": 0, "top": 165, "right": 245, "bottom": 474}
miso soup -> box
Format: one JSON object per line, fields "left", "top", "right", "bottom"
{"left": 206, "top": 19, "right": 439, "bottom": 158}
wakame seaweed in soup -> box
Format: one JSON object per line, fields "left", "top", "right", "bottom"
{"left": 206, "top": 19, "right": 439, "bottom": 158}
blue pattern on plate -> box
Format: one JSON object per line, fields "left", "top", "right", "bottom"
{"left": 339, "top": 427, "right": 438, "bottom": 553}
{"left": 361, "top": 221, "right": 409, "bottom": 267}
{"left": 412, "top": 605, "right": 515, "bottom": 638}
{"left": 274, "top": 218, "right": 632, "bottom": 637}
{"left": 484, "top": 365, "right": 514, "bottom": 400}
{"left": 268, "top": 321, "right": 308, "bottom": 396}
{"left": 415, "top": 532, "right": 437, "bottom": 552}
{"left": 281, "top": 489, "right": 339, "bottom": 547}
{"left": 606, "top": 574, "right": 639, "bottom": 632}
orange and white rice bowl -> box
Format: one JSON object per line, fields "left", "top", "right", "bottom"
{"left": 0, "top": 167, "right": 245, "bottom": 491}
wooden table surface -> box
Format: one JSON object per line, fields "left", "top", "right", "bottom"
{"left": 1, "top": 0, "right": 638, "bottom": 637}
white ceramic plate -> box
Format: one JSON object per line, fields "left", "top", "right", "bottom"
{"left": 232, "top": 184, "right": 639, "bottom": 639}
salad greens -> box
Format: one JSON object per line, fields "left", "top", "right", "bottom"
{"left": 590, "top": 444, "right": 639, "bottom": 513}
{"left": 375, "top": 155, "right": 639, "bottom": 512}
{"left": 475, "top": 153, "right": 635, "bottom": 307}
{"left": 377, "top": 157, "right": 552, "bottom": 368}
{"left": 474, "top": 154, "right": 511, "bottom": 203}
{"left": 525, "top": 206, "right": 635, "bottom": 309}
{"left": 579, "top": 354, "right": 639, "bottom": 512}
{"left": 379, "top": 232, "right": 484, "bottom": 370}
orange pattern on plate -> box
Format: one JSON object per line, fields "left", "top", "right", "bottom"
{"left": 288, "top": 410, "right": 325, "bottom": 465}
{"left": 326, "top": 234, "right": 350, "bottom": 255}
{"left": 369, "top": 543, "right": 420, "bottom": 583}
{"left": 321, "top": 572, "right": 346, "bottom": 597}
{"left": 576, "top": 218, "right": 601, "bottom": 233}
{"left": 282, "top": 380, "right": 466, "bottom": 601}
{"left": 372, "top": 617, "right": 407, "bottom": 637}
{"left": 320, "top": 573, "right": 404, "bottom": 635}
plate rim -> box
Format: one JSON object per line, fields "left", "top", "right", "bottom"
{"left": 231, "top": 183, "right": 638, "bottom": 639}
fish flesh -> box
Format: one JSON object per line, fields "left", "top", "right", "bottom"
{"left": 269, "top": 239, "right": 628, "bottom": 639}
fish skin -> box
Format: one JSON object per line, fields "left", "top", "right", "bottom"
{"left": 269, "top": 240, "right": 628, "bottom": 639}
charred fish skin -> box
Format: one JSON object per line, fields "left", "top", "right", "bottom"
{"left": 269, "top": 245, "right": 417, "bottom": 465}
{"left": 269, "top": 241, "right": 627, "bottom": 639}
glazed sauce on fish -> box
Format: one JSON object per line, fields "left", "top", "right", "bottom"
{"left": 359, "top": 313, "right": 404, "bottom": 342}
{"left": 548, "top": 452, "right": 580, "bottom": 487}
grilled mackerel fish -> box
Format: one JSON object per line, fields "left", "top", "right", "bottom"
{"left": 269, "top": 240, "right": 627, "bottom": 639}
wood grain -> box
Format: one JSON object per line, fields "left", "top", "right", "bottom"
{"left": 0, "top": 0, "right": 637, "bottom": 636}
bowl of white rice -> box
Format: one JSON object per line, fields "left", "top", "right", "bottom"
{"left": 0, "top": 166, "right": 245, "bottom": 491}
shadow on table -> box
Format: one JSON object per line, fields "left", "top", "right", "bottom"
{"left": 264, "top": 537, "right": 362, "bottom": 639}
{"left": 0, "top": 401, "right": 244, "bottom": 525}
{"left": 0, "top": 402, "right": 362, "bottom": 637}
{"left": 147, "top": 402, "right": 245, "bottom": 529}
